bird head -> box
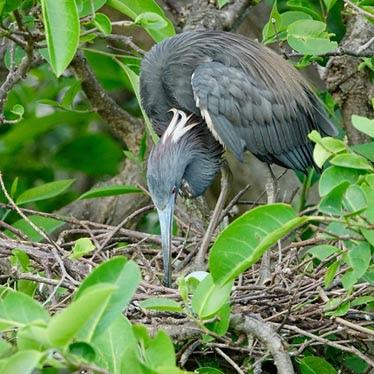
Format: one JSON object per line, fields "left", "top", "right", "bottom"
{"left": 147, "top": 109, "right": 198, "bottom": 286}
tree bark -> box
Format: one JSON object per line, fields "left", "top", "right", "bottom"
{"left": 324, "top": 14, "right": 374, "bottom": 145}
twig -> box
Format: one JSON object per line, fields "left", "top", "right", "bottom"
{"left": 194, "top": 164, "right": 231, "bottom": 269}
{"left": 283, "top": 323, "right": 374, "bottom": 367}
{"left": 344, "top": 0, "right": 374, "bottom": 20}
{"left": 215, "top": 347, "right": 245, "bottom": 374}
{"left": 231, "top": 314, "right": 295, "bottom": 374}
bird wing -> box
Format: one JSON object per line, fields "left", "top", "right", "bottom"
{"left": 190, "top": 61, "right": 334, "bottom": 171}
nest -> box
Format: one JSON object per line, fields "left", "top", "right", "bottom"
{"left": 1, "top": 197, "right": 373, "bottom": 373}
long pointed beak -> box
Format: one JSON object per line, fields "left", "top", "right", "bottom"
{"left": 157, "top": 200, "right": 175, "bottom": 287}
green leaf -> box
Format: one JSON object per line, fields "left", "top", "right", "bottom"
{"left": 217, "top": 0, "right": 229, "bottom": 8}
{"left": 145, "top": 330, "right": 176, "bottom": 369}
{"left": 351, "top": 296, "right": 374, "bottom": 307}
{"left": 140, "top": 298, "right": 183, "bottom": 312}
{"left": 325, "top": 300, "right": 350, "bottom": 317}
{"left": 209, "top": 204, "right": 307, "bottom": 285}
{"left": 61, "top": 80, "right": 81, "bottom": 108}
{"left": 347, "top": 242, "right": 371, "bottom": 280}
{"left": 307, "top": 245, "right": 338, "bottom": 260}
{"left": 107, "top": 0, "right": 175, "bottom": 42}
{"left": 0, "top": 339, "right": 12, "bottom": 359}
{"left": 313, "top": 143, "right": 332, "bottom": 168}
{"left": 319, "top": 181, "right": 350, "bottom": 215}
{"left": 47, "top": 283, "right": 117, "bottom": 347}
{"left": 205, "top": 303, "right": 231, "bottom": 336}
{"left": 54, "top": 134, "right": 123, "bottom": 176}
{"left": 351, "top": 115, "right": 374, "bottom": 138}
{"left": 77, "top": 0, "right": 107, "bottom": 17}
{"left": 298, "top": 356, "right": 337, "bottom": 374}
{"left": 319, "top": 166, "right": 363, "bottom": 196}
{"left": 115, "top": 58, "right": 158, "bottom": 143}
{"left": 4, "top": 215, "right": 64, "bottom": 242}
{"left": 0, "top": 288, "right": 49, "bottom": 331}
{"left": 92, "top": 316, "right": 136, "bottom": 374}
{"left": 93, "top": 12, "right": 112, "bottom": 35}
{"left": 352, "top": 142, "right": 374, "bottom": 163}
{"left": 70, "top": 238, "right": 96, "bottom": 259}
{"left": 330, "top": 153, "right": 373, "bottom": 171}
{"left": 16, "top": 179, "right": 75, "bottom": 205}
{"left": 324, "top": 260, "right": 340, "bottom": 287}
{"left": 191, "top": 275, "right": 233, "bottom": 319}
{"left": 2, "top": 350, "right": 42, "bottom": 374}
{"left": 287, "top": 20, "right": 338, "bottom": 55}
{"left": 343, "top": 185, "right": 367, "bottom": 215}
{"left": 79, "top": 184, "right": 142, "bottom": 199}
{"left": 75, "top": 257, "right": 141, "bottom": 340}
{"left": 344, "top": 354, "right": 368, "bottom": 374}
{"left": 17, "top": 322, "right": 49, "bottom": 351}
{"left": 323, "top": 0, "right": 337, "bottom": 12}
{"left": 69, "top": 341, "right": 96, "bottom": 362}
{"left": 40, "top": 0, "right": 80, "bottom": 77}
{"left": 263, "top": 7, "right": 312, "bottom": 44}
{"left": 134, "top": 12, "right": 168, "bottom": 30}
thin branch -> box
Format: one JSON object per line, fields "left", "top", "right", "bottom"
{"left": 231, "top": 314, "right": 295, "bottom": 374}
{"left": 344, "top": 0, "right": 374, "bottom": 20}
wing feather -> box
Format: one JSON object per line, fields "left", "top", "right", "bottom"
{"left": 190, "top": 61, "right": 332, "bottom": 171}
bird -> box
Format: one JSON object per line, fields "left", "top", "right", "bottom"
{"left": 139, "top": 30, "right": 337, "bottom": 286}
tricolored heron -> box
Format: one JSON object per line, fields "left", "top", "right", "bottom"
{"left": 140, "top": 31, "right": 337, "bottom": 286}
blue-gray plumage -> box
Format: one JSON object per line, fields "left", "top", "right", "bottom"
{"left": 140, "top": 31, "right": 337, "bottom": 286}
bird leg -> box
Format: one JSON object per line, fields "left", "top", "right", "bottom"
{"left": 193, "top": 164, "right": 231, "bottom": 270}
{"left": 258, "top": 163, "right": 278, "bottom": 286}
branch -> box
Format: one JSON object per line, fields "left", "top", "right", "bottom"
{"left": 231, "top": 314, "right": 295, "bottom": 374}
{"left": 70, "top": 52, "right": 143, "bottom": 153}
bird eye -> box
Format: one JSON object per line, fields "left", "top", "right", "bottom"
{"left": 171, "top": 186, "right": 177, "bottom": 194}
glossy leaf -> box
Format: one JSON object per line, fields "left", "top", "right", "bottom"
{"left": 70, "top": 238, "right": 96, "bottom": 259}
{"left": 217, "top": 0, "right": 229, "bottom": 8}
{"left": 79, "top": 184, "right": 142, "bottom": 199}
{"left": 5, "top": 215, "right": 64, "bottom": 242}
{"left": 115, "top": 58, "right": 158, "bottom": 143}
{"left": 298, "top": 355, "right": 337, "bottom": 374}
{"left": 47, "top": 283, "right": 117, "bottom": 347}
{"left": 75, "top": 257, "right": 141, "bottom": 339}
{"left": 205, "top": 303, "right": 231, "bottom": 336}
{"left": 16, "top": 179, "right": 75, "bottom": 205}
{"left": 191, "top": 275, "right": 233, "bottom": 319}
{"left": 93, "top": 12, "right": 112, "bottom": 35}
{"left": 307, "top": 245, "right": 338, "bottom": 260}
{"left": 69, "top": 341, "right": 96, "bottom": 362}
{"left": 140, "top": 298, "right": 183, "bottom": 312}
{"left": 2, "top": 350, "right": 42, "bottom": 374}
{"left": 318, "top": 181, "right": 349, "bottom": 215}
{"left": 324, "top": 260, "right": 340, "bottom": 287}
{"left": 347, "top": 242, "right": 371, "bottom": 280}
{"left": 93, "top": 316, "right": 136, "bottom": 374}
{"left": 77, "top": 0, "right": 107, "bottom": 17}
{"left": 287, "top": 20, "right": 338, "bottom": 55}
{"left": 209, "top": 204, "right": 308, "bottom": 285}
{"left": 0, "top": 288, "right": 49, "bottom": 331}
{"left": 330, "top": 154, "right": 373, "bottom": 171}
{"left": 323, "top": 0, "right": 337, "bottom": 12}
{"left": 351, "top": 115, "right": 374, "bottom": 138}
{"left": 343, "top": 185, "right": 367, "bottom": 214}
{"left": 352, "top": 142, "right": 374, "bottom": 163}
{"left": 107, "top": 0, "right": 175, "bottom": 42}
{"left": 319, "top": 166, "right": 362, "bottom": 196}
{"left": 134, "top": 12, "right": 168, "bottom": 30}
{"left": 145, "top": 330, "right": 176, "bottom": 369}
{"left": 40, "top": 0, "right": 80, "bottom": 77}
